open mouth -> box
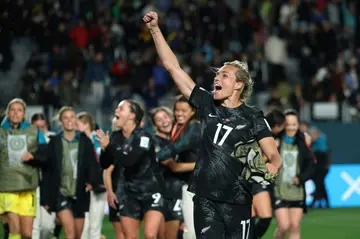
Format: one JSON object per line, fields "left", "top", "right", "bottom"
{"left": 114, "top": 115, "right": 119, "bottom": 120}
{"left": 214, "top": 83, "right": 222, "bottom": 92}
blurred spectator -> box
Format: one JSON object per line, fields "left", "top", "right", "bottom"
{"left": 70, "top": 19, "right": 88, "bottom": 49}
{"left": 58, "top": 70, "right": 78, "bottom": 106}
{"left": 300, "top": 121, "right": 330, "bottom": 208}
{"left": 86, "top": 52, "right": 107, "bottom": 104}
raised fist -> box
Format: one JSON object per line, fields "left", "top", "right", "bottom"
{"left": 143, "top": 11, "right": 159, "bottom": 30}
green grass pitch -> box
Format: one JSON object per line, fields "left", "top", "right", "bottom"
{"left": 0, "top": 208, "right": 359, "bottom": 238}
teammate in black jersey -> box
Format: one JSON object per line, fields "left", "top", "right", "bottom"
{"left": 152, "top": 103, "right": 199, "bottom": 239}
{"left": 144, "top": 12, "right": 282, "bottom": 239}
{"left": 155, "top": 98, "right": 200, "bottom": 239}
{"left": 251, "top": 109, "right": 285, "bottom": 239}
{"left": 97, "top": 100, "right": 163, "bottom": 239}
{"left": 151, "top": 107, "right": 182, "bottom": 239}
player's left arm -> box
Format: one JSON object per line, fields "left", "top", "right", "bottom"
{"left": 258, "top": 137, "right": 282, "bottom": 170}
{"left": 255, "top": 115, "right": 282, "bottom": 171}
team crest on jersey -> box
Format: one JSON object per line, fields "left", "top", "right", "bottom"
{"left": 140, "top": 136, "right": 150, "bottom": 149}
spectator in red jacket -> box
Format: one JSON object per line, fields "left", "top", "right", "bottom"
{"left": 70, "top": 19, "right": 88, "bottom": 49}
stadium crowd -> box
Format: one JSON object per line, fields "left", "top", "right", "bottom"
{"left": 0, "top": 0, "right": 359, "bottom": 120}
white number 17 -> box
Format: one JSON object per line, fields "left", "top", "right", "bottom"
{"left": 213, "top": 123, "right": 233, "bottom": 146}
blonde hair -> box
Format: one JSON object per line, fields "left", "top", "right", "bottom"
{"left": 76, "top": 112, "right": 95, "bottom": 131}
{"left": 223, "top": 60, "right": 253, "bottom": 102}
{"left": 58, "top": 106, "right": 74, "bottom": 121}
{"left": 6, "top": 98, "right": 27, "bottom": 115}
{"left": 150, "top": 107, "right": 174, "bottom": 126}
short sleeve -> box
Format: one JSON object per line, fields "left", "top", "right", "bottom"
{"left": 255, "top": 114, "right": 273, "bottom": 141}
{"left": 189, "top": 85, "right": 213, "bottom": 117}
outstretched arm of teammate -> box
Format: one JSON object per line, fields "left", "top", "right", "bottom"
{"left": 157, "top": 122, "right": 200, "bottom": 160}
{"left": 144, "top": 11, "right": 195, "bottom": 98}
{"left": 161, "top": 160, "right": 195, "bottom": 173}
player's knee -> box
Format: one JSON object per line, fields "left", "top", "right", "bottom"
{"left": 144, "top": 229, "right": 158, "bottom": 239}
{"left": 289, "top": 222, "right": 300, "bottom": 232}
{"left": 20, "top": 227, "right": 32, "bottom": 239}
{"left": 277, "top": 220, "right": 290, "bottom": 232}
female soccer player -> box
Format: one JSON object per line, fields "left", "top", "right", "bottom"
{"left": 274, "top": 110, "right": 315, "bottom": 239}
{"left": 144, "top": 11, "right": 282, "bottom": 238}
{"left": 41, "top": 106, "right": 99, "bottom": 239}
{"left": 0, "top": 98, "right": 47, "bottom": 239}
{"left": 251, "top": 109, "right": 285, "bottom": 239}
{"left": 152, "top": 104, "right": 198, "bottom": 239}
{"left": 155, "top": 98, "right": 200, "bottom": 239}
{"left": 76, "top": 112, "right": 107, "bottom": 239}
{"left": 97, "top": 100, "right": 163, "bottom": 239}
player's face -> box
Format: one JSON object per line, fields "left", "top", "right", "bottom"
{"left": 213, "top": 65, "right": 243, "bottom": 101}
{"left": 33, "top": 119, "right": 47, "bottom": 132}
{"left": 114, "top": 100, "right": 132, "bottom": 129}
{"left": 76, "top": 119, "right": 88, "bottom": 132}
{"left": 154, "top": 110, "right": 172, "bottom": 134}
{"left": 8, "top": 102, "right": 25, "bottom": 125}
{"left": 285, "top": 115, "right": 299, "bottom": 138}
{"left": 175, "top": 102, "right": 194, "bottom": 125}
{"left": 61, "top": 110, "right": 76, "bottom": 132}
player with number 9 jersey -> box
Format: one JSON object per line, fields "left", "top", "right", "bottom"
{"left": 99, "top": 100, "right": 164, "bottom": 238}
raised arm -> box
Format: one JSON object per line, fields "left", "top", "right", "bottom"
{"left": 144, "top": 11, "right": 195, "bottom": 98}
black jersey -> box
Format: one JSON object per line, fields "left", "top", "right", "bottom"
{"left": 188, "top": 86, "right": 272, "bottom": 204}
{"left": 111, "top": 159, "right": 124, "bottom": 198}
{"left": 100, "top": 127, "right": 160, "bottom": 199}
{"left": 157, "top": 121, "right": 201, "bottom": 184}
{"left": 153, "top": 135, "right": 183, "bottom": 199}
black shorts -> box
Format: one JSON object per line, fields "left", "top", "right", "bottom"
{"left": 109, "top": 203, "right": 121, "bottom": 222}
{"left": 162, "top": 198, "right": 183, "bottom": 222}
{"left": 55, "top": 193, "right": 86, "bottom": 218}
{"left": 252, "top": 184, "right": 270, "bottom": 196}
{"left": 193, "top": 195, "right": 251, "bottom": 239}
{"left": 273, "top": 198, "right": 304, "bottom": 210}
{"left": 119, "top": 192, "right": 163, "bottom": 220}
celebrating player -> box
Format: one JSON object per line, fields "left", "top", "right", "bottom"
{"left": 155, "top": 98, "right": 200, "bottom": 239}
{"left": 273, "top": 110, "right": 315, "bottom": 239}
{"left": 41, "top": 106, "right": 99, "bottom": 239}
{"left": 144, "top": 11, "right": 282, "bottom": 238}
{"left": 97, "top": 100, "right": 164, "bottom": 239}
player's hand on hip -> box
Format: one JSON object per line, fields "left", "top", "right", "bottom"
{"left": 266, "top": 163, "right": 279, "bottom": 175}
{"left": 143, "top": 11, "right": 159, "bottom": 30}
